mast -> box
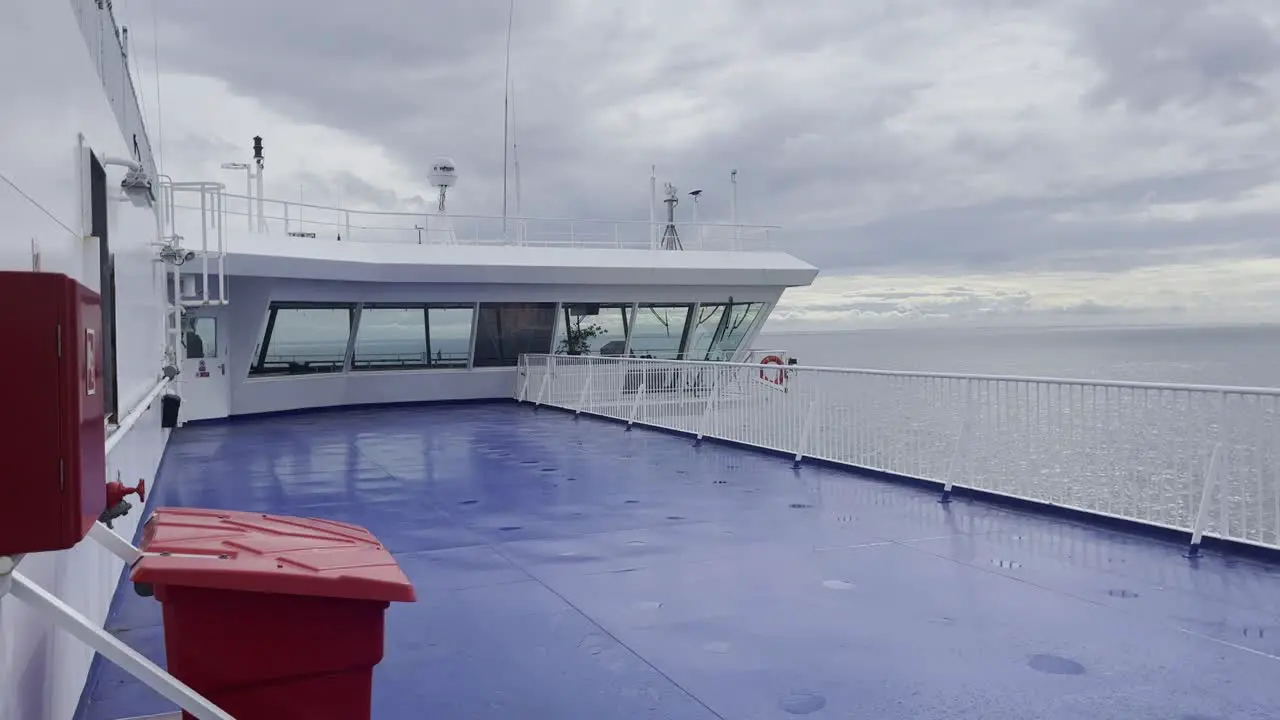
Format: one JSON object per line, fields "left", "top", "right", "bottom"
{"left": 501, "top": 0, "right": 514, "bottom": 240}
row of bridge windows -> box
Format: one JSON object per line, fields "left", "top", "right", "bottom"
{"left": 245, "top": 301, "right": 765, "bottom": 377}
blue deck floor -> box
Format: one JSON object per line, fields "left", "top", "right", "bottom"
{"left": 79, "top": 402, "right": 1280, "bottom": 719}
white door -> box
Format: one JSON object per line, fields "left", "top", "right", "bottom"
{"left": 179, "top": 311, "right": 230, "bottom": 423}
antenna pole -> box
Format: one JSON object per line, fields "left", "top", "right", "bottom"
{"left": 730, "top": 169, "right": 738, "bottom": 245}
{"left": 501, "top": 0, "right": 514, "bottom": 240}
{"left": 512, "top": 81, "right": 522, "bottom": 233}
{"left": 649, "top": 166, "right": 657, "bottom": 249}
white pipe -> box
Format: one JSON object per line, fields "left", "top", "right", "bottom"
{"left": 101, "top": 157, "right": 142, "bottom": 171}
{"left": 245, "top": 167, "right": 253, "bottom": 231}
{"left": 7, "top": 573, "right": 234, "bottom": 720}
{"left": 200, "top": 191, "right": 208, "bottom": 305}
{"left": 218, "top": 190, "right": 227, "bottom": 303}
{"left": 256, "top": 166, "right": 264, "bottom": 232}
{"left": 105, "top": 375, "right": 171, "bottom": 455}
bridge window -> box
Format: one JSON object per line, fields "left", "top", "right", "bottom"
{"left": 352, "top": 304, "right": 475, "bottom": 370}
{"left": 630, "top": 304, "right": 692, "bottom": 359}
{"left": 715, "top": 302, "right": 764, "bottom": 357}
{"left": 685, "top": 301, "right": 764, "bottom": 361}
{"left": 554, "top": 304, "right": 631, "bottom": 356}
{"left": 473, "top": 302, "right": 556, "bottom": 367}
{"left": 250, "top": 303, "right": 355, "bottom": 376}
{"left": 686, "top": 304, "right": 727, "bottom": 361}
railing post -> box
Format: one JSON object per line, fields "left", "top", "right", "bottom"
{"left": 517, "top": 363, "right": 530, "bottom": 403}
{"left": 534, "top": 357, "right": 552, "bottom": 410}
{"left": 575, "top": 361, "right": 594, "bottom": 418}
{"left": 694, "top": 370, "right": 721, "bottom": 446}
{"left": 1187, "top": 441, "right": 1223, "bottom": 558}
{"left": 940, "top": 379, "right": 972, "bottom": 504}
{"left": 626, "top": 383, "right": 647, "bottom": 431}
{"left": 283, "top": 202, "right": 290, "bottom": 234}
{"left": 792, "top": 399, "right": 819, "bottom": 469}
{"left": 344, "top": 210, "right": 350, "bottom": 241}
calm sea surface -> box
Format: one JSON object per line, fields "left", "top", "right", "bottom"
{"left": 760, "top": 324, "right": 1280, "bottom": 388}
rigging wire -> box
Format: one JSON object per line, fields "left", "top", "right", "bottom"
{"left": 151, "top": 0, "right": 166, "bottom": 176}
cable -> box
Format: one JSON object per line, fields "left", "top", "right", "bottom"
{"left": 151, "top": 0, "right": 165, "bottom": 176}
{"left": 0, "top": 170, "right": 79, "bottom": 236}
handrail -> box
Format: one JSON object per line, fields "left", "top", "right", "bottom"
{"left": 534, "top": 353, "right": 1280, "bottom": 396}
{"left": 105, "top": 375, "right": 172, "bottom": 455}
{"left": 516, "top": 353, "right": 1280, "bottom": 552}
{"left": 169, "top": 194, "right": 779, "bottom": 251}
{"left": 214, "top": 192, "right": 781, "bottom": 230}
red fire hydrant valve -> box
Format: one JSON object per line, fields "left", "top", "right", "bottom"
{"left": 105, "top": 479, "right": 145, "bottom": 508}
{"left": 101, "top": 479, "right": 146, "bottom": 528}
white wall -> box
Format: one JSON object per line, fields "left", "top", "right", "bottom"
{"left": 222, "top": 277, "right": 785, "bottom": 416}
{"left": 0, "top": 2, "right": 168, "bottom": 719}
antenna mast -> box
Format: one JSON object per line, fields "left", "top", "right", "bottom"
{"left": 501, "top": 0, "right": 515, "bottom": 240}
{"left": 659, "top": 182, "right": 683, "bottom": 251}
{"left": 512, "top": 81, "right": 522, "bottom": 219}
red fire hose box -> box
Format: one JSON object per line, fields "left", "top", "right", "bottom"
{"left": 130, "top": 507, "right": 417, "bottom": 720}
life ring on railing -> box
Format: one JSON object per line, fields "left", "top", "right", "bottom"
{"left": 759, "top": 355, "right": 786, "bottom": 385}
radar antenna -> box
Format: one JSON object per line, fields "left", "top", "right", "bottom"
{"left": 429, "top": 157, "right": 457, "bottom": 214}
{"left": 659, "top": 182, "right": 683, "bottom": 251}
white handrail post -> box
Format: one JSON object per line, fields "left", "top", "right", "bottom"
{"left": 344, "top": 210, "right": 351, "bottom": 241}
{"left": 792, "top": 398, "right": 819, "bottom": 469}
{"left": 534, "top": 356, "right": 552, "bottom": 410}
{"left": 1187, "top": 441, "right": 1223, "bottom": 558}
{"left": 940, "top": 379, "right": 972, "bottom": 504}
{"left": 626, "top": 383, "right": 647, "bottom": 431}
{"left": 517, "top": 361, "right": 530, "bottom": 403}
{"left": 200, "top": 191, "right": 209, "bottom": 306}
{"left": 575, "top": 360, "right": 594, "bottom": 418}
{"left": 1, "top": 565, "right": 234, "bottom": 720}
{"left": 694, "top": 369, "right": 722, "bottom": 446}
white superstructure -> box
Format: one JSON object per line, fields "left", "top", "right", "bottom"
{"left": 0, "top": 3, "right": 816, "bottom": 718}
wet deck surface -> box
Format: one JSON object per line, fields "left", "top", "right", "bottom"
{"left": 80, "top": 402, "right": 1280, "bottom": 720}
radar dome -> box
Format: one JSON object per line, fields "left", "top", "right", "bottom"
{"left": 429, "top": 157, "right": 458, "bottom": 188}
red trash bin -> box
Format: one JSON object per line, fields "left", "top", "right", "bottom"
{"left": 130, "top": 507, "right": 417, "bottom": 720}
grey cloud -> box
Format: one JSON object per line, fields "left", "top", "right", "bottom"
{"left": 132, "top": 0, "right": 1280, "bottom": 277}
{"left": 1076, "top": 1, "right": 1280, "bottom": 115}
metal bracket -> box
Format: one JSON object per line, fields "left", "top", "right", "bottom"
{"left": 0, "top": 525, "right": 234, "bottom": 719}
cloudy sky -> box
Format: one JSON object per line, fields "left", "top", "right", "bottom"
{"left": 115, "top": 0, "right": 1280, "bottom": 329}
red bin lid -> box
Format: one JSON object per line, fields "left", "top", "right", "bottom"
{"left": 130, "top": 508, "right": 416, "bottom": 602}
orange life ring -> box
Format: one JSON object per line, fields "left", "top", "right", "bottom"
{"left": 759, "top": 355, "right": 786, "bottom": 384}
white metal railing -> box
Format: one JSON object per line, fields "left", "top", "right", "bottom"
{"left": 516, "top": 354, "right": 1280, "bottom": 553}
{"left": 169, "top": 193, "right": 779, "bottom": 252}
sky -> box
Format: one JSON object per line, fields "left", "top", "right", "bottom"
{"left": 113, "top": 0, "right": 1280, "bottom": 329}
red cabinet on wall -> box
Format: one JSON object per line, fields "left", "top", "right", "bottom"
{"left": 0, "top": 271, "right": 106, "bottom": 556}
